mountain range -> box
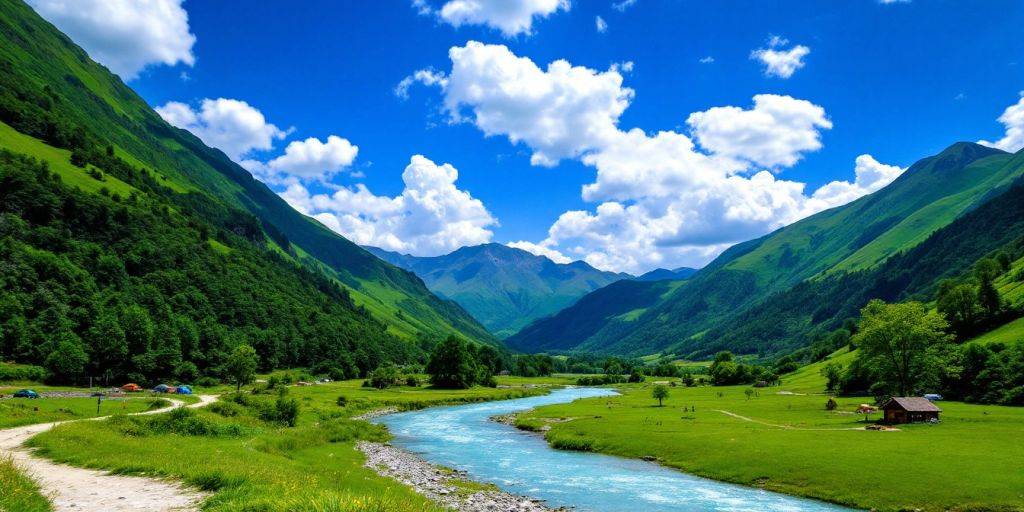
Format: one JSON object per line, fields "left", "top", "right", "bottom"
{"left": 0, "top": 0, "right": 495, "bottom": 383}
{"left": 366, "top": 244, "right": 626, "bottom": 338}
{"left": 507, "top": 142, "right": 1024, "bottom": 357}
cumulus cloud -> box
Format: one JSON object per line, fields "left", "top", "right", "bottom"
{"left": 808, "top": 154, "right": 905, "bottom": 210}
{"left": 27, "top": 0, "right": 195, "bottom": 80}
{"left": 395, "top": 69, "right": 449, "bottom": 99}
{"left": 686, "top": 94, "right": 832, "bottom": 168}
{"left": 979, "top": 93, "right": 1024, "bottom": 153}
{"left": 156, "top": 98, "right": 287, "bottom": 161}
{"left": 699, "top": 56, "right": 715, "bottom": 64}
{"left": 595, "top": 16, "right": 608, "bottom": 33}
{"left": 282, "top": 155, "right": 497, "bottom": 256}
{"left": 751, "top": 37, "right": 810, "bottom": 79}
{"left": 433, "top": 41, "right": 634, "bottom": 166}
{"left": 420, "top": 0, "right": 570, "bottom": 37}
{"left": 507, "top": 240, "right": 571, "bottom": 264}
{"left": 263, "top": 136, "right": 359, "bottom": 181}
{"left": 410, "top": 42, "right": 898, "bottom": 273}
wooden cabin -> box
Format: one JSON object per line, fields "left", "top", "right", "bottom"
{"left": 881, "top": 397, "right": 941, "bottom": 424}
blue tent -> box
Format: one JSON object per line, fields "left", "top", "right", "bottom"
{"left": 176, "top": 385, "right": 193, "bottom": 395}
{"left": 153, "top": 384, "right": 169, "bottom": 393}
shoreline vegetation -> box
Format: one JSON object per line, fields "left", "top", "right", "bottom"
{"left": 513, "top": 376, "right": 1024, "bottom": 512}
{"left": 1, "top": 376, "right": 564, "bottom": 512}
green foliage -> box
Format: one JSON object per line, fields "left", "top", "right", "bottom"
{"left": 224, "top": 344, "right": 258, "bottom": 392}
{"left": 426, "top": 336, "right": 480, "bottom": 389}
{"left": 852, "top": 300, "right": 952, "bottom": 397}
{"left": 651, "top": 384, "right": 669, "bottom": 406}
{"left": 0, "top": 455, "right": 50, "bottom": 512}
{"left": 367, "top": 364, "right": 402, "bottom": 389}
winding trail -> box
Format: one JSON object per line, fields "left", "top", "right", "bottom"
{"left": 714, "top": 409, "right": 867, "bottom": 431}
{"left": 0, "top": 394, "right": 217, "bottom": 511}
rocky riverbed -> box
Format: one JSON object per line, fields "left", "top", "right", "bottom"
{"left": 357, "top": 441, "right": 561, "bottom": 512}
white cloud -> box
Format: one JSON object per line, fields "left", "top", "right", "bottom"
{"left": 686, "top": 94, "right": 832, "bottom": 168}
{"left": 435, "top": 41, "right": 634, "bottom": 166}
{"left": 879, "top": 0, "right": 911, "bottom": 4}
{"left": 156, "top": 98, "right": 287, "bottom": 161}
{"left": 507, "top": 241, "right": 571, "bottom": 264}
{"left": 808, "top": 154, "right": 905, "bottom": 210}
{"left": 751, "top": 37, "right": 810, "bottom": 79}
{"left": 979, "top": 93, "right": 1024, "bottom": 153}
{"left": 27, "top": 0, "right": 195, "bottom": 80}
{"left": 282, "top": 155, "right": 497, "bottom": 256}
{"left": 411, "top": 42, "right": 897, "bottom": 273}
{"left": 263, "top": 136, "right": 359, "bottom": 181}
{"left": 611, "top": 0, "right": 638, "bottom": 12}
{"left": 699, "top": 56, "right": 715, "bottom": 64}
{"left": 395, "top": 69, "right": 449, "bottom": 99}
{"left": 595, "top": 15, "right": 608, "bottom": 33}
{"left": 425, "top": 0, "right": 570, "bottom": 37}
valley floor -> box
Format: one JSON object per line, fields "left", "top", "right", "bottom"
{"left": 516, "top": 370, "right": 1024, "bottom": 512}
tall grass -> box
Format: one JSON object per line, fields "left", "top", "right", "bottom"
{"left": 0, "top": 456, "right": 50, "bottom": 512}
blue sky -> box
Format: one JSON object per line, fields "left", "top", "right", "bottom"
{"left": 29, "top": 0, "right": 1024, "bottom": 273}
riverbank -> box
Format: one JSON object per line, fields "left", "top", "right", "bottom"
{"left": 358, "top": 441, "right": 555, "bottom": 512}
{"left": 15, "top": 376, "right": 570, "bottom": 511}
{"left": 516, "top": 380, "right": 1024, "bottom": 512}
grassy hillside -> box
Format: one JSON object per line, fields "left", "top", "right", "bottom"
{"left": 0, "top": 0, "right": 494, "bottom": 347}
{"left": 510, "top": 142, "right": 1023, "bottom": 356}
{"left": 368, "top": 244, "right": 625, "bottom": 338}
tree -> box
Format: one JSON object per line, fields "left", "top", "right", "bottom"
{"left": 821, "top": 362, "right": 843, "bottom": 393}
{"left": 853, "top": 300, "right": 952, "bottom": 397}
{"left": 45, "top": 333, "right": 89, "bottom": 383}
{"left": 426, "top": 336, "right": 478, "bottom": 389}
{"left": 225, "top": 344, "right": 258, "bottom": 392}
{"left": 368, "top": 363, "right": 402, "bottom": 389}
{"left": 936, "top": 281, "right": 980, "bottom": 331}
{"left": 651, "top": 384, "right": 669, "bottom": 406}
{"left": 977, "top": 276, "right": 1003, "bottom": 318}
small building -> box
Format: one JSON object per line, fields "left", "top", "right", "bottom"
{"left": 881, "top": 397, "right": 941, "bottom": 424}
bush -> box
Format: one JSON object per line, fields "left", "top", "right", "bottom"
{"left": 0, "top": 364, "right": 46, "bottom": 382}
{"left": 259, "top": 395, "right": 300, "bottom": 427}
{"left": 336, "top": 395, "right": 348, "bottom": 407}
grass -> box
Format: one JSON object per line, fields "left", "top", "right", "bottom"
{"left": 21, "top": 378, "right": 557, "bottom": 511}
{"left": 967, "top": 316, "right": 1024, "bottom": 346}
{"left": 517, "top": 372, "right": 1024, "bottom": 511}
{"left": 0, "top": 456, "right": 50, "bottom": 512}
{"left": 0, "top": 396, "right": 169, "bottom": 429}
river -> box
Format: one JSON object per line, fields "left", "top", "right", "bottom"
{"left": 374, "top": 387, "right": 854, "bottom": 512}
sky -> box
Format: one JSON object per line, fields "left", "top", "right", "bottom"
{"left": 27, "top": 0, "right": 1024, "bottom": 274}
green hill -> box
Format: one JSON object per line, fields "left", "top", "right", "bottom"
{"left": 0, "top": 0, "right": 494, "bottom": 350}
{"left": 366, "top": 244, "right": 625, "bottom": 338}
{"left": 508, "top": 142, "right": 1023, "bottom": 356}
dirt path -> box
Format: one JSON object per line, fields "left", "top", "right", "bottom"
{"left": 714, "top": 409, "right": 866, "bottom": 431}
{"left": 0, "top": 394, "right": 217, "bottom": 511}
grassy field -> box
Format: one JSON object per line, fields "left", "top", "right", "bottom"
{"left": 0, "top": 396, "right": 171, "bottom": 429}
{"left": 20, "top": 378, "right": 556, "bottom": 512}
{"left": 517, "top": 371, "right": 1024, "bottom": 511}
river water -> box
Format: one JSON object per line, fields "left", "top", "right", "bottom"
{"left": 374, "top": 387, "right": 854, "bottom": 512}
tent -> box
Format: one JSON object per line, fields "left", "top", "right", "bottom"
{"left": 153, "top": 384, "right": 170, "bottom": 393}
{"left": 176, "top": 385, "right": 193, "bottom": 395}
{"left": 121, "top": 383, "right": 142, "bottom": 392}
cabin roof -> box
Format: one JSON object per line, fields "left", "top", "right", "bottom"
{"left": 883, "top": 397, "right": 942, "bottom": 412}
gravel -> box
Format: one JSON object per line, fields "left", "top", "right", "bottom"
{"left": 357, "top": 441, "right": 564, "bottom": 512}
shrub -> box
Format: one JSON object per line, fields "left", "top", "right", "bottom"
{"left": 404, "top": 375, "right": 419, "bottom": 387}
{"left": 825, "top": 398, "right": 838, "bottom": 411}
{"left": 0, "top": 364, "right": 46, "bottom": 382}
{"left": 336, "top": 395, "right": 348, "bottom": 407}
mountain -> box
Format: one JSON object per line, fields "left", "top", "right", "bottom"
{"left": 0, "top": 0, "right": 495, "bottom": 350}
{"left": 635, "top": 267, "right": 698, "bottom": 282}
{"left": 507, "top": 142, "right": 1024, "bottom": 356}
{"left": 365, "top": 244, "right": 626, "bottom": 338}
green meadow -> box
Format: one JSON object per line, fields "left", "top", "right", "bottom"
{"left": 518, "top": 373, "right": 1024, "bottom": 512}
{"left": 0, "top": 395, "right": 170, "bottom": 429}
{"left": 14, "top": 377, "right": 554, "bottom": 512}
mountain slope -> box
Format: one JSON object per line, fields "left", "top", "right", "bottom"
{"left": 635, "top": 267, "right": 698, "bottom": 282}
{"left": 366, "top": 244, "right": 625, "bottom": 338}
{"left": 0, "top": 0, "right": 494, "bottom": 346}
{"left": 508, "top": 142, "right": 1022, "bottom": 356}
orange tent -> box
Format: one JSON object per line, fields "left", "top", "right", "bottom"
{"left": 121, "top": 383, "right": 142, "bottom": 392}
